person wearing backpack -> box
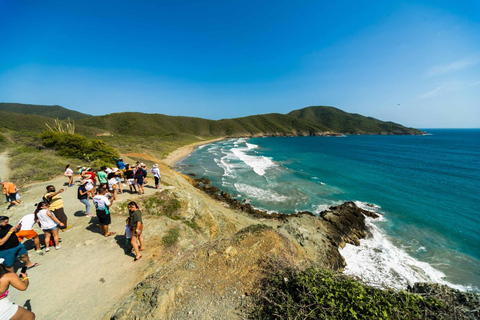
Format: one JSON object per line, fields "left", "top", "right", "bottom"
{"left": 44, "top": 186, "right": 70, "bottom": 231}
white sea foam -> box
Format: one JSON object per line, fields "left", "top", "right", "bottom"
{"left": 230, "top": 147, "right": 276, "bottom": 176}
{"left": 234, "top": 183, "right": 288, "bottom": 203}
{"left": 246, "top": 142, "right": 259, "bottom": 150}
{"left": 340, "top": 217, "right": 466, "bottom": 291}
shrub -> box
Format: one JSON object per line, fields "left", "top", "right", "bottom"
{"left": 251, "top": 267, "right": 446, "bottom": 319}
{"left": 162, "top": 227, "right": 180, "bottom": 247}
{"left": 40, "top": 130, "right": 118, "bottom": 163}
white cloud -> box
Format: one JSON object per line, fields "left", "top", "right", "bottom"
{"left": 426, "top": 57, "right": 478, "bottom": 77}
{"left": 418, "top": 80, "right": 480, "bottom": 99}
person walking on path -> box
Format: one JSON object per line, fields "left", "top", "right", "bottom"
{"left": 64, "top": 164, "right": 74, "bottom": 187}
{"left": 44, "top": 185, "right": 71, "bottom": 231}
{"left": 127, "top": 202, "right": 145, "bottom": 261}
{"left": 92, "top": 188, "right": 115, "bottom": 237}
{"left": 0, "top": 259, "right": 35, "bottom": 320}
{"left": 78, "top": 180, "right": 93, "bottom": 217}
{"left": 124, "top": 165, "right": 137, "bottom": 194}
{"left": 15, "top": 214, "right": 41, "bottom": 253}
{"left": 0, "top": 216, "right": 40, "bottom": 273}
{"left": 150, "top": 164, "right": 162, "bottom": 190}
{"left": 1, "top": 181, "right": 22, "bottom": 208}
{"left": 34, "top": 202, "right": 63, "bottom": 251}
{"left": 134, "top": 166, "right": 145, "bottom": 195}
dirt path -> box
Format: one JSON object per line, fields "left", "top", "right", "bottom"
{"left": 6, "top": 171, "right": 164, "bottom": 319}
{"left": 0, "top": 151, "right": 9, "bottom": 181}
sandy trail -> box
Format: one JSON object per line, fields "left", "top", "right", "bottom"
{"left": 5, "top": 167, "right": 163, "bottom": 319}
{"left": 0, "top": 151, "right": 10, "bottom": 181}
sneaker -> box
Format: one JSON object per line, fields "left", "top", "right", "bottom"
{"left": 45, "top": 248, "right": 50, "bottom": 252}
{"left": 86, "top": 213, "right": 94, "bottom": 217}
{"left": 36, "top": 250, "right": 42, "bottom": 253}
{"left": 55, "top": 246, "right": 61, "bottom": 250}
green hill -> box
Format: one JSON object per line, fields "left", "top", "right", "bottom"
{"left": 0, "top": 102, "right": 424, "bottom": 137}
{"left": 0, "top": 103, "right": 92, "bottom": 120}
{"left": 288, "top": 106, "right": 422, "bottom": 135}
{"left": 0, "top": 111, "right": 105, "bottom": 137}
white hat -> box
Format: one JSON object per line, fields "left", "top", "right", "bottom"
{"left": 153, "top": 164, "right": 158, "bottom": 168}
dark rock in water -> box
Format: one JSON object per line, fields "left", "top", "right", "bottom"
{"left": 189, "top": 179, "right": 382, "bottom": 270}
{"left": 320, "top": 202, "right": 378, "bottom": 248}
{"left": 187, "top": 173, "right": 197, "bottom": 177}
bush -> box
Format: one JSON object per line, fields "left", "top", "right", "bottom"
{"left": 40, "top": 130, "right": 118, "bottom": 163}
{"left": 251, "top": 267, "right": 445, "bottom": 319}
{"left": 8, "top": 147, "right": 79, "bottom": 185}
{"left": 162, "top": 227, "right": 180, "bottom": 247}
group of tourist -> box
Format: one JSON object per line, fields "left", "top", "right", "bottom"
{"left": 0, "top": 157, "right": 155, "bottom": 318}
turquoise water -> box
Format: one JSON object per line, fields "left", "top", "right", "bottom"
{"left": 177, "top": 130, "right": 480, "bottom": 290}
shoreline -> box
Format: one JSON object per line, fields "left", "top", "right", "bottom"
{"left": 162, "top": 137, "right": 226, "bottom": 167}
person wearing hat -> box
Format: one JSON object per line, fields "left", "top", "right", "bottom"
{"left": 150, "top": 164, "right": 162, "bottom": 190}
{"left": 0, "top": 257, "right": 35, "bottom": 319}
{"left": 78, "top": 179, "right": 93, "bottom": 217}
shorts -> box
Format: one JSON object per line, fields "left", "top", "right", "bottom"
{"left": 127, "top": 179, "right": 135, "bottom": 186}
{"left": 42, "top": 226, "right": 59, "bottom": 232}
{"left": 6, "top": 193, "right": 17, "bottom": 203}
{"left": 16, "top": 230, "right": 38, "bottom": 242}
{"left": 0, "top": 297, "right": 19, "bottom": 319}
{"left": 96, "top": 210, "right": 111, "bottom": 225}
{"left": 154, "top": 176, "right": 160, "bottom": 185}
{"left": 0, "top": 243, "right": 28, "bottom": 267}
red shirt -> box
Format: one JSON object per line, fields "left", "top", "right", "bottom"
{"left": 84, "top": 171, "right": 96, "bottom": 183}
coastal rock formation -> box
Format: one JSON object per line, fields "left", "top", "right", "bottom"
{"left": 109, "top": 226, "right": 310, "bottom": 319}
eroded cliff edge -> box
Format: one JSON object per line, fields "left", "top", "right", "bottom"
{"left": 106, "top": 166, "right": 385, "bottom": 319}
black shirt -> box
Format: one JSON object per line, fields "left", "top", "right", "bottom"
{"left": 78, "top": 185, "right": 88, "bottom": 200}
{"left": 125, "top": 170, "right": 134, "bottom": 179}
{"left": 0, "top": 224, "right": 20, "bottom": 250}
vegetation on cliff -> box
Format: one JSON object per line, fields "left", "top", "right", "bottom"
{"left": 251, "top": 267, "right": 446, "bottom": 319}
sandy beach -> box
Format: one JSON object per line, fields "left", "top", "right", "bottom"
{"left": 162, "top": 137, "right": 225, "bottom": 167}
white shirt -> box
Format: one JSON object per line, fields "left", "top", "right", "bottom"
{"left": 93, "top": 194, "right": 110, "bottom": 211}
{"left": 19, "top": 214, "right": 36, "bottom": 231}
{"left": 105, "top": 168, "right": 112, "bottom": 174}
{"left": 36, "top": 209, "right": 58, "bottom": 230}
{"left": 150, "top": 167, "right": 161, "bottom": 178}
{"left": 65, "top": 168, "right": 74, "bottom": 176}
{"left": 108, "top": 178, "right": 118, "bottom": 190}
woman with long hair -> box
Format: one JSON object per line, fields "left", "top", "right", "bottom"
{"left": 64, "top": 164, "right": 74, "bottom": 187}
{"left": 34, "top": 202, "right": 64, "bottom": 252}
{"left": 127, "top": 201, "right": 145, "bottom": 261}
{"left": 0, "top": 260, "right": 35, "bottom": 319}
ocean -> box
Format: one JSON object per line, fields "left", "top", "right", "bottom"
{"left": 176, "top": 129, "right": 480, "bottom": 291}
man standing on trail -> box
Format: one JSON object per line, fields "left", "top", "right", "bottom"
{"left": 44, "top": 186, "right": 70, "bottom": 231}
{"left": 92, "top": 188, "right": 115, "bottom": 237}
{"left": 1, "top": 181, "right": 22, "bottom": 207}
{"left": 0, "top": 216, "right": 40, "bottom": 272}
{"left": 150, "top": 164, "right": 162, "bottom": 190}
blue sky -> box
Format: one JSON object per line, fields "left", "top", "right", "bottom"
{"left": 0, "top": 0, "right": 479, "bottom": 127}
